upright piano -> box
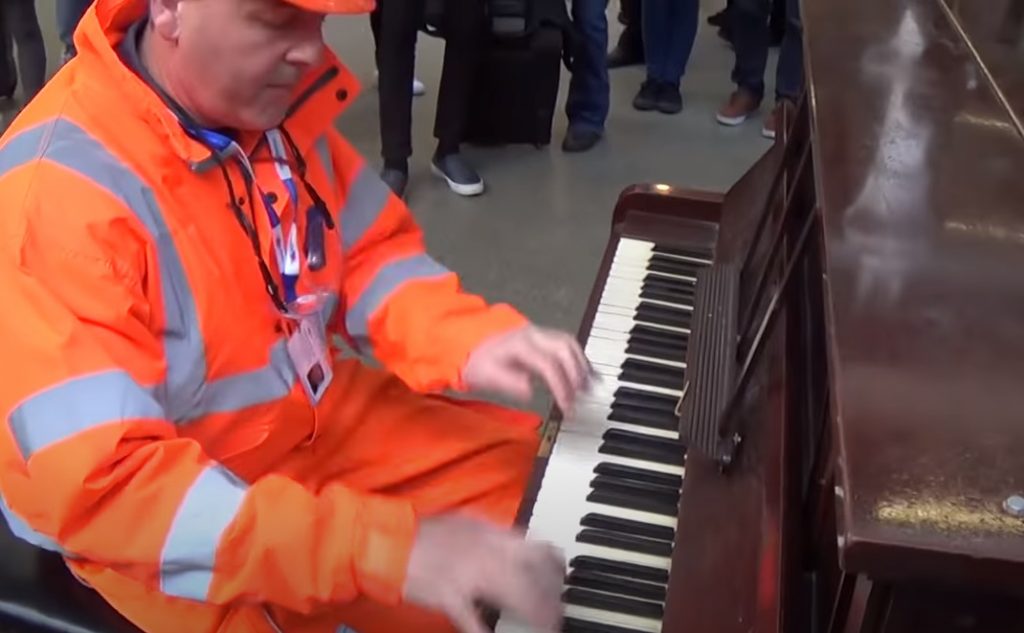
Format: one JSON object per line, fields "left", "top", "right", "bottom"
{"left": 495, "top": 0, "right": 1024, "bottom": 631}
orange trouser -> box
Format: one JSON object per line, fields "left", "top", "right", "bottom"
{"left": 68, "top": 360, "right": 541, "bottom": 633}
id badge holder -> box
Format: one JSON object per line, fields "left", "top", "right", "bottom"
{"left": 283, "top": 292, "right": 334, "bottom": 405}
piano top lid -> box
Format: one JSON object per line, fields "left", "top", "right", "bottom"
{"left": 805, "top": 0, "right": 1024, "bottom": 588}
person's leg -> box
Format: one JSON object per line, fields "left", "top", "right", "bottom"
{"left": 716, "top": 0, "right": 770, "bottom": 126}
{"left": 0, "top": 6, "right": 17, "bottom": 100}
{"left": 633, "top": 0, "right": 669, "bottom": 111}
{"left": 371, "top": 1, "right": 426, "bottom": 100}
{"left": 563, "top": 0, "right": 609, "bottom": 151}
{"left": 761, "top": 0, "right": 802, "bottom": 138}
{"left": 650, "top": 0, "right": 699, "bottom": 114}
{"left": 376, "top": 0, "right": 422, "bottom": 195}
{"left": 267, "top": 362, "right": 541, "bottom": 633}
{"left": 56, "top": 0, "right": 91, "bottom": 60}
{"left": 430, "top": 0, "right": 486, "bottom": 196}
{"left": 608, "top": 0, "right": 644, "bottom": 68}
{"left": 69, "top": 362, "right": 541, "bottom": 633}
{"left": 7, "top": 0, "right": 46, "bottom": 103}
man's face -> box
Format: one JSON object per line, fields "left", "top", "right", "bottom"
{"left": 166, "top": 0, "right": 327, "bottom": 130}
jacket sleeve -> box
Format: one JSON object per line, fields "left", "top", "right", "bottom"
{"left": 0, "top": 162, "right": 415, "bottom": 613}
{"left": 329, "top": 135, "right": 528, "bottom": 393}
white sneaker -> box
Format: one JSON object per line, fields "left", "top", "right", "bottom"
{"left": 373, "top": 70, "right": 426, "bottom": 97}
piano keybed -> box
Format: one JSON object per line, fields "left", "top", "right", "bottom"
{"left": 495, "top": 238, "right": 712, "bottom": 633}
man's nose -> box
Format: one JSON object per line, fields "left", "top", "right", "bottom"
{"left": 286, "top": 34, "right": 325, "bottom": 68}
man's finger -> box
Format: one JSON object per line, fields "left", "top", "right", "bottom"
{"left": 517, "top": 346, "right": 573, "bottom": 415}
{"left": 447, "top": 599, "right": 491, "bottom": 633}
{"left": 487, "top": 367, "right": 534, "bottom": 402}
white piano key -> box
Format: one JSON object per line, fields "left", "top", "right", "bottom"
{"left": 586, "top": 338, "right": 687, "bottom": 370}
{"left": 593, "top": 312, "right": 691, "bottom": 336}
{"left": 588, "top": 375, "right": 684, "bottom": 399}
{"left": 559, "top": 402, "right": 681, "bottom": 440}
{"left": 563, "top": 603, "right": 663, "bottom": 633}
{"left": 609, "top": 260, "right": 698, "bottom": 284}
{"left": 616, "top": 238, "right": 713, "bottom": 265}
{"left": 595, "top": 303, "right": 638, "bottom": 318}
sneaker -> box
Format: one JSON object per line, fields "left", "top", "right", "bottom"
{"left": 633, "top": 80, "right": 660, "bottom": 111}
{"left": 431, "top": 153, "right": 484, "bottom": 196}
{"left": 380, "top": 167, "right": 408, "bottom": 198}
{"left": 655, "top": 83, "right": 683, "bottom": 115}
{"left": 762, "top": 100, "right": 794, "bottom": 140}
{"left": 562, "top": 126, "right": 603, "bottom": 153}
{"left": 716, "top": 89, "right": 761, "bottom": 126}
{"left": 373, "top": 70, "right": 426, "bottom": 97}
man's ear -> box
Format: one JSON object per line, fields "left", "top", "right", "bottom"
{"left": 149, "top": 0, "right": 184, "bottom": 41}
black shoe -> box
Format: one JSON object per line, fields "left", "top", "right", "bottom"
{"left": 431, "top": 153, "right": 484, "bottom": 196}
{"left": 562, "top": 127, "right": 603, "bottom": 153}
{"left": 607, "top": 45, "right": 644, "bottom": 69}
{"left": 633, "top": 80, "right": 660, "bottom": 111}
{"left": 380, "top": 167, "right": 408, "bottom": 198}
{"left": 656, "top": 83, "right": 683, "bottom": 115}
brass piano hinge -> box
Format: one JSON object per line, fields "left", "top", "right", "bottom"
{"left": 674, "top": 381, "right": 691, "bottom": 418}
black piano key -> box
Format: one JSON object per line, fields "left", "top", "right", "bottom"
{"left": 604, "top": 428, "right": 687, "bottom": 453}
{"left": 648, "top": 254, "right": 702, "bottom": 277}
{"left": 625, "top": 340, "right": 687, "bottom": 364}
{"left": 563, "top": 616, "right": 648, "bottom": 633}
{"left": 620, "top": 358, "right": 685, "bottom": 390}
{"left": 640, "top": 282, "right": 695, "bottom": 303}
{"left": 635, "top": 302, "right": 692, "bottom": 329}
{"left": 576, "top": 528, "right": 674, "bottom": 557}
{"left": 651, "top": 243, "right": 712, "bottom": 261}
{"left": 563, "top": 587, "right": 664, "bottom": 621}
{"left": 608, "top": 405, "right": 679, "bottom": 432}
{"left": 587, "top": 489, "right": 679, "bottom": 517}
{"left": 593, "top": 463, "right": 684, "bottom": 490}
{"left": 612, "top": 387, "right": 679, "bottom": 412}
{"left": 566, "top": 569, "right": 668, "bottom": 603}
{"left": 590, "top": 475, "right": 680, "bottom": 504}
{"left": 629, "top": 324, "right": 689, "bottom": 347}
{"left": 580, "top": 512, "right": 676, "bottom": 542}
{"left": 643, "top": 271, "right": 695, "bottom": 290}
{"left": 599, "top": 441, "right": 687, "bottom": 467}
{"left": 570, "top": 555, "right": 669, "bottom": 584}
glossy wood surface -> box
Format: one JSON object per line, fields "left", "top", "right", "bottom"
{"left": 804, "top": 0, "right": 1024, "bottom": 588}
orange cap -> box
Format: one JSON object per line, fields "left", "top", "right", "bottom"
{"left": 283, "top": 0, "right": 376, "bottom": 13}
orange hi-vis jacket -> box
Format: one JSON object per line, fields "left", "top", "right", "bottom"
{"left": 0, "top": 0, "right": 529, "bottom": 619}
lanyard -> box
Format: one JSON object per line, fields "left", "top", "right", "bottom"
{"left": 263, "top": 129, "right": 301, "bottom": 305}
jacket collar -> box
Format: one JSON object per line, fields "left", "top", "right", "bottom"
{"left": 77, "top": 0, "right": 359, "bottom": 166}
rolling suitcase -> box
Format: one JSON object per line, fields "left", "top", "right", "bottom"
{"left": 464, "top": 0, "right": 573, "bottom": 147}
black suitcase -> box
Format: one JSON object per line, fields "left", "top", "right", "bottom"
{"left": 464, "top": 1, "right": 572, "bottom": 147}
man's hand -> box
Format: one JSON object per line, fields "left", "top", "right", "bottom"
{"left": 403, "top": 515, "right": 565, "bottom": 633}
{"left": 462, "top": 325, "right": 590, "bottom": 414}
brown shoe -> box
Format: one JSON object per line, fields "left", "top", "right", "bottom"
{"left": 762, "top": 100, "right": 795, "bottom": 140}
{"left": 716, "top": 89, "right": 760, "bottom": 126}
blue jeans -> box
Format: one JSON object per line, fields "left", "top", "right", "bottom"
{"left": 57, "top": 0, "right": 91, "bottom": 51}
{"left": 565, "top": 0, "right": 609, "bottom": 132}
{"left": 731, "top": 0, "right": 803, "bottom": 101}
{"left": 642, "top": 0, "right": 699, "bottom": 86}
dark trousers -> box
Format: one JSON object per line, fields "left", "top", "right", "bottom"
{"left": 615, "top": 0, "right": 644, "bottom": 56}
{"left": 0, "top": 0, "right": 46, "bottom": 103}
{"left": 565, "top": 0, "right": 609, "bottom": 132}
{"left": 730, "top": 0, "right": 803, "bottom": 101}
{"left": 57, "top": 0, "right": 92, "bottom": 52}
{"left": 642, "top": 0, "right": 699, "bottom": 86}
{"left": 370, "top": 0, "right": 485, "bottom": 164}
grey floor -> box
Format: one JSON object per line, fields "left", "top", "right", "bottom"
{"left": 28, "top": 1, "right": 774, "bottom": 415}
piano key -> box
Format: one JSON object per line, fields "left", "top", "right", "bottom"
{"left": 641, "top": 285, "right": 695, "bottom": 305}
{"left": 586, "top": 339, "right": 687, "bottom": 371}
{"left": 577, "top": 528, "right": 675, "bottom": 557}
{"left": 590, "top": 475, "right": 681, "bottom": 504}
{"left": 562, "top": 615, "right": 651, "bottom": 633}
{"left": 608, "top": 261, "right": 696, "bottom": 284}
{"left": 559, "top": 402, "right": 680, "bottom": 440}
{"left": 634, "top": 302, "right": 692, "bottom": 329}
{"left": 580, "top": 513, "right": 675, "bottom": 543}
{"left": 625, "top": 340, "right": 687, "bottom": 364}
{"left": 604, "top": 428, "right": 687, "bottom": 454}
{"left": 566, "top": 568, "right": 668, "bottom": 603}
{"left": 599, "top": 441, "right": 686, "bottom": 468}
{"left": 593, "top": 462, "right": 683, "bottom": 490}
{"left": 617, "top": 238, "right": 713, "bottom": 265}
{"left": 611, "top": 387, "right": 679, "bottom": 413}
{"left": 569, "top": 555, "right": 669, "bottom": 584}
{"left": 650, "top": 245, "right": 713, "bottom": 265}
{"left": 593, "top": 312, "right": 690, "bottom": 336}
{"left": 629, "top": 324, "right": 690, "bottom": 346}
{"left": 602, "top": 278, "right": 695, "bottom": 306}
{"left": 588, "top": 373, "right": 685, "bottom": 399}
{"left": 563, "top": 587, "right": 664, "bottom": 621}
{"left": 619, "top": 358, "right": 686, "bottom": 389}
{"left": 608, "top": 405, "right": 680, "bottom": 432}
{"left": 563, "top": 604, "right": 661, "bottom": 633}
{"left": 586, "top": 489, "right": 679, "bottom": 518}
{"left": 647, "top": 255, "right": 703, "bottom": 278}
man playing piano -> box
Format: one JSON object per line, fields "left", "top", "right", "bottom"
{"left": 0, "top": 0, "right": 585, "bottom": 632}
